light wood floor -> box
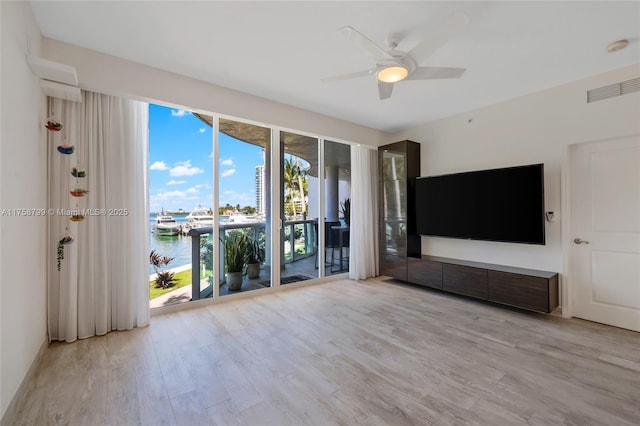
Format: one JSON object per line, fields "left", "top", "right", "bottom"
{"left": 13, "top": 278, "right": 640, "bottom": 425}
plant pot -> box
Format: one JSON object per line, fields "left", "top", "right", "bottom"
{"left": 246, "top": 263, "right": 260, "bottom": 279}
{"left": 45, "top": 121, "right": 63, "bottom": 131}
{"left": 57, "top": 145, "right": 74, "bottom": 155}
{"left": 226, "top": 271, "right": 243, "bottom": 291}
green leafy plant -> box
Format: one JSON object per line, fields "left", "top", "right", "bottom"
{"left": 71, "top": 167, "right": 86, "bottom": 178}
{"left": 200, "top": 237, "right": 213, "bottom": 267}
{"left": 339, "top": 197, "right": 351, "bottom": 226}
{"left": 56, "top": 236, "right": 74, "bottom": 271}
{"left": 149, "top": 250, "right": 176, "bottom": 289}
{"left": 221, "top": 231, "right": 250, "bottom": 273}
{"left": 246, "top": 239, "right": 264, "bottom": 265}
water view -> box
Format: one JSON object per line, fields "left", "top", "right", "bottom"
{"left": 149, "top": 213, "right": 192, "bottom": 274}
{"left": 147, "top": 104, "right": 351, "bottom": 306}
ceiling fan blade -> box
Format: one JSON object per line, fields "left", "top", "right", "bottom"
{"left": 378, "top": 81, "right": 394, "bottom": 100}
{"left": 339, "top": 26, "right": 394, "bottom": 61}
{"left": 321, "top": 68, "right": 376, "bottom": 83}
{"left": 408, "top": 13, "right": 469, "bottom": 65}
{"left": 406, "top": 66, "right": 466, "bottom": 80}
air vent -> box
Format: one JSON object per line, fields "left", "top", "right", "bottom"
{"left": 587, "top": 77, "right": 640, "bottom": 103}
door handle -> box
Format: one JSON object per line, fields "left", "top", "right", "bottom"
{"left": 573, "top": 238, "right": 589, "bottom": 245}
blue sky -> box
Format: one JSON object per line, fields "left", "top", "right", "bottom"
{"left": 149, "top": 104, "right": 264, "bottom": 213}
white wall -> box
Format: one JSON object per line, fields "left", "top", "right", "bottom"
{"left": 392, "top": 64, "right": 640, "bottom": 274}
{"left": 41, "top": 39, "right": 389, "bottom": 148}
{"left": 0, "top": 1, "right": 48, "bottom": 420}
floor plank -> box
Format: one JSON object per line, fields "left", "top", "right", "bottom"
{"left": 12, "top": 277, "right": 640, "bottom": 425}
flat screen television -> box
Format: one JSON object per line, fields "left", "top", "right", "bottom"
{"left": 415, "top": 164, "right": 545, "bottom": 245}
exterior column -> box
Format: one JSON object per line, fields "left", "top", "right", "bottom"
{"left": 325, "top": 165, "right": 339, "bottom": 221}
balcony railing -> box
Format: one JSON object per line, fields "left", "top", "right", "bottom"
{"left": 188, "top": 219, "right": 318, "bottom": 300}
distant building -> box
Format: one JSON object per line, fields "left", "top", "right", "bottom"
{"left": 255, "top": 164, "right": 265, "bottom": 215}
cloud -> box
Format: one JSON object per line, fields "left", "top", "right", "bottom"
{"left": 166, "top": 180, "right": 187, "bottom": 186}
{"left": 185, "top": 185, "right": 207, "bottom": 195}
{"left": 220, "top": 158, "right": 234, "bottom": 166}
{"left": 221, "top": 169, "right": 236, "bottom": 177}
{"left": 150, "top": 161, "right": 169, "bottom": 171}
{"left": 171, "top": 109, "right": 188, "bottom": 117}
{"left": 198, "top": 127, "right": 206, "bottom": 134}
{"left": 169, "top": 160, "right": 204, "bottom": 177}
{"left": 221, "top": 190, "right": 252, "bottom": 203}
{"left": 153, "top": 190, "right": 187, "bottom": 201}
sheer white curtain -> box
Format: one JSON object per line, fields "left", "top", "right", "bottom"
{"left": 47, "top": 91, "right": 149, "bottom": 342}
{"left": 349, "top": 145, "right": 379, "bottom": 280}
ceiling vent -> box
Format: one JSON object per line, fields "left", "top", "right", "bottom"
{"left": 26, "top": 55, "right": 83, "bottom": 103}
{"left": 587, "top": 77, "right": 640, "bottom": 103}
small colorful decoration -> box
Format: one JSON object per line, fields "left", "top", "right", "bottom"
{"left": 57, "top": 235, "right": 74, "bottom": 271}
{"left": 70, "top": 214, "right": 85, "bottom": 222}
{"left": 71, "top": 167, "right": 86, "bottom": 178}
{"left": 46, "top": 120, "right": 63, "bottom": 131}
{"left": 57, "top": 145, "right": 75, "bottom": 155}
{"left": 60, "top": 236, "right": 74, "bottom": 245}
{"left": 70, "top": 188, "right": 89, "bottom": 197}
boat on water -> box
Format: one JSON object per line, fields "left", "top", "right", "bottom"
{"left": 155, "top": 212, "right": 181, "bottom": 236}
{"left": 186, "top": 206, "right": 214, "bottom": 228}
{"left": 225, "top": 214, "right": 260, "bottom": 224}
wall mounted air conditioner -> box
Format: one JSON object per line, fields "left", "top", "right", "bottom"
{"left": 26, "top": 55, "right": 82, "bottom": 103}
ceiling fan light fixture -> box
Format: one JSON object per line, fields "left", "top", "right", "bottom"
{"left": 607, "top": 39, "right": 629, "bottom": 53}
{"left": 377, "top": 65, "right": 409, "bottom": 83}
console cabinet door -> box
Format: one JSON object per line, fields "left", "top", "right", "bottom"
{"left": 408, "top": 258, "right": 443, "bottom": 289}
{"left": 443, "top": 264, "right": 488, "bottom": 299}
{"left": 381, "top": 254, "right": 407, "bottom": 281}
{"left": 488, "top": 271, "right": 551, "bottom": 313}
{"left": 379, "top": 141, "right": 421, "bottom": 281}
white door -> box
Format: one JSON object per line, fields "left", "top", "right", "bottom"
{"left": 570, "top": 135, "right": 640, "bottom": 332}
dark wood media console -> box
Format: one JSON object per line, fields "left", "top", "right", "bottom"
{"left": 406, "top": 255, "right": 559, "bottom": 313}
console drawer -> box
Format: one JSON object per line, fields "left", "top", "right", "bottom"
{"left": 443, "top": 264, "right": 488, "bottom": 299}
{"left": 408, "top": 258, "right": 443, "bottom": 289}
{"left": 488, "top": 271, "right": 555, "bottom": 313}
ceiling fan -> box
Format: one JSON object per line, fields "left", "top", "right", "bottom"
{"left": 322, "top": 13, "right": 469, "bottom": 100}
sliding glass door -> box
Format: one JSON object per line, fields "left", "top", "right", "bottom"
{"left": 324, "top": 140, "right": 351, "bottom": 275}
{"left": 218, "top": 118, "right": 271, "bottom": 296}
{"left": 279, "top": 131, "right": 319, "bottom": 284}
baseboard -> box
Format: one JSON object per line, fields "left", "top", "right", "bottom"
{"left": 1, "top": 338, "right": 48, "bottom": 426}
{"left": 151, "top": 273, "right": 349, "bottom": 317}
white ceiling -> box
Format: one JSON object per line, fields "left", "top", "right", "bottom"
{"left": 30, "top": 1, "right": 640, "bottom": 133}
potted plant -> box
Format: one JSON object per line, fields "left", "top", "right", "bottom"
{"left": 70, "top": 188, "right": 89, "bottom": 197}
{"left": 45, "top": 120, "right": 63, "bottom": 131}
{"left": 245, "top": 239, "right": 264, "bottom": 279}
{"left": 221, "top": 231, "right": 249, "bottom": 291}
{"left": 340, "top": 197, "right": 351, "bottom": 226}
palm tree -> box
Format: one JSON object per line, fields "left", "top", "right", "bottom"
{"left": 283, "top": 156, "right": 311, "bottom": 218}
{"left": 295, "top": 158, "right": 308, "bottom": 216}
{"left": 283, "top": 157, "right": 299, "bottom": 217}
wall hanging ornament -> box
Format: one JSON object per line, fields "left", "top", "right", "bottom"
{"left": 70, "top": 214, "right": 85, "bottom": 222}
{"left": 57, "top": 231, "right": 75, "bottom": 271}
{"left": 70, "top": 187, "right": 89, "bottom": 197}
{"left": 45, "top": 117, "right": 63, "bottom": 132}
{"left": 69, "top": 158, "right": 87, "bottom": 222}
{"left": 57, "top": 144, "right": 75, "bottom": 155}
{"left": 71, "top": 167, "right": 86, "bottom": 178}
